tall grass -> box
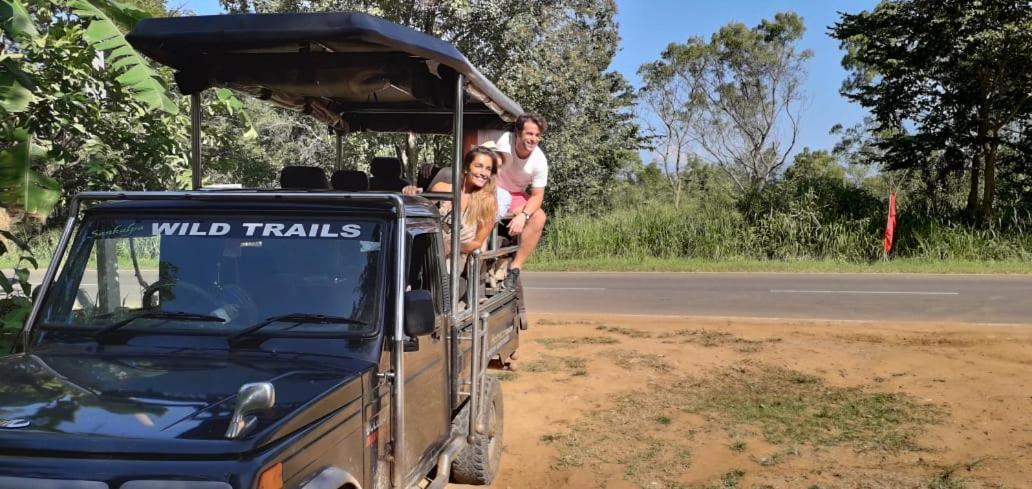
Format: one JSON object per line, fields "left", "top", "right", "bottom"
{"left": 539, "top": 200, "right": 1032, "bottom": 264}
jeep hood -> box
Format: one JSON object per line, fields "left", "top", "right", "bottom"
{"left": 0, "top": 349, "right": 373, "bottom": 456}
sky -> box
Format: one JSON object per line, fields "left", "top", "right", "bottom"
{"left": 612, "top": 0, "right": 878, "bottom": 159}
{"left": 179, "top": 0, "right": 877, "bottom": 157}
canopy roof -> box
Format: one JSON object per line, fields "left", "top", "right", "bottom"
{"left": 127, "top": 12, "right": 523, "bottom": 133}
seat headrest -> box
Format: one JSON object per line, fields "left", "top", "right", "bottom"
{"left": 331, "top": 170, "right": 370, "bottom": 191}
{"left": 280, "top": 166, "right": 329, "bottom": 189}
{"left": 370, "top": 157, "right": 402, "bottom": 178}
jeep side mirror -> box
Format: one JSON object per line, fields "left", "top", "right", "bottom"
{"left": 225, "top": 382, "right": 275, "bottom": 439}
{"left": 404, "top": 290, "right": 436, "bottom": 337}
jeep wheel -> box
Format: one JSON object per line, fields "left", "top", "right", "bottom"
{"left": 450, "top": 376, "right": 503, "bottom": 485}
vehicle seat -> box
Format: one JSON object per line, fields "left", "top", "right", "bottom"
{"left": 331, "top": 170, "right": 370, "bottom": 191}
{"left": 280, "top": 166, "right": 329, "bottom": 190}
{"left": 368, "top": 157, "right": 411, "bottom": 191}
{"left": 416, "top": 163, "right": 443, "bottom": 190}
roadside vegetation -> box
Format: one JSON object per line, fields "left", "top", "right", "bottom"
{"left": 533, "top": 146, "right": 1032, "bottom": 273}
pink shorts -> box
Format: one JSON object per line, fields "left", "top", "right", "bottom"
{"left": 508, "top": 191, "right": 530, "bottom": 214}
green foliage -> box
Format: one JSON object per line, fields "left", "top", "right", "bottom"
{"left": 831, "top": 0, "right": 1032, "bottom": 221}
{"left": 540, "top": 166, "right": 1032, "bottom": 264}
{"left": 0, "top": 67, "right": 35, "bottom": 113}
{"left": 0, "top": 296, "right": 30, "bottom": 353}
{"left": 70, "top": 0, "right": 177, "bottom": 114}
{"left": 0, "top": 227, "right": 38, "bottom": 354}
{"left": 0, "top": 0, "right": 38, "bottom": 40}
{"left": 0, "top": 0, "right": 193, "bottom": 202}
{"left": 0, "top": 128, "right": 61, "bottom": 221}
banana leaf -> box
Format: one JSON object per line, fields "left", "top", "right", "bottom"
{"left": 0, "top": 0, "right": 38, "bottom": 43}
{"left": 0, "top": 128, "right": 61, "bottom": 221}
{"left": 0, "top": 69, "right": 34, "bottom": 113}
{"left": 85, "top": 0, "right": 151, "bottom": 30}
{"left": 0, "top": 296, "right": 31, "bottom": 354}
{"left": 70, "top": 0, "right": 178, "bottom": 114}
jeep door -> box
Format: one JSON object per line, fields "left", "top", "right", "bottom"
{"left": 401, "top": 221, "right": 450, "bottom": 482}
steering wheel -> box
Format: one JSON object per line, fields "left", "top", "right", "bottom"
{"left": 219, "top": 284, "right": 260, "bottom": 325}
{"left": 142, "top": 279, "right": 221, "bottom": 310}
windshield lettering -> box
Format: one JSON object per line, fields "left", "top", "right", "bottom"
{"left": 151, "top": 222, "right": 363, "bottom": 238}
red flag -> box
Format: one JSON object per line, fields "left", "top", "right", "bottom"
{"left": 883, "top": 192, "right": 897, "bottom": 255}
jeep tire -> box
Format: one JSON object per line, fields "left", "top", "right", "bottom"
{"left": 450, "top": 376, "right": 503, "bottom": 485}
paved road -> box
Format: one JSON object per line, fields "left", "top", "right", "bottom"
{"left": 522, "top": 272, "right": 1032, "bottom": 324}
{"left": 13, "top": 270, "right": 1032, "bottom": 324}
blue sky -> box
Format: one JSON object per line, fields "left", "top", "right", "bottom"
{"left": 612, "top": 0, "right": 876, "bottom": 156}
{"left": 179, "top": 0, "right": 876, "bottom": 155}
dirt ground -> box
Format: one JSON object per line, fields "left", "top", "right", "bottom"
{"left": 450, "top": 314, "right": 1032, "bottom": 489}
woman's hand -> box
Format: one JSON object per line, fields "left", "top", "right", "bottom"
{"left": 401, "top": 185, "right": 422, "bottom": 196}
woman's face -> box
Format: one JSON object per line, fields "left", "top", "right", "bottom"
{"left": 465, "top": 153, "right": 494, "bottom": 189}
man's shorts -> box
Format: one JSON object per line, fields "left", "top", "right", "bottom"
{"left": 507, "top": 191, "right": 530, "bottom": 214}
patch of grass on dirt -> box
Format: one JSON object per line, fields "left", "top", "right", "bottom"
{"left": 699, "top": 469, "right": 745, "bottom": 489}
{"left": 611, "top": 349, "right": 672, "bottom": 372}
{"left": 541, "top": 392, "right": 695, "bottom": 488}
{"left": 544, "top": 363, "right": 943, "bottom": 489}
{"left": 728, "top": 432, "right": 747, "bottom": 452}
{"left": 493, "top": 371, "right": 518, "bottom": 382}
{"left": 921, "top": 460, "right": 985, "bottom": 489}
{"left": 678, "top": 365, "right": 945, "bottom": 451}
{"left": 535, "top": 336, "right": 620, "bottom": 350}
{"left": 596, "top": 325, "right": 652, "bottom": 338}
{"left": 923, "top": 471, "right": 971, "bottom": 489}
{"left": 535, "top": 319, "right": 599, "bottom": 326}
{"left": 658, "top": 329, "right": 780, "bottom": 351}
{"left": 522, "top": 355, "right": 587, "bottom": 376}
{"left": 750, "top": 446, "right": 799, "bottom": 467}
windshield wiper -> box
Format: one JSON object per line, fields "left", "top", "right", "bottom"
{"left": 228, "top": 313, "right": 367, "bottom": 346}
{"left": 93, "top": 311, "right": 226, "bottom": 339}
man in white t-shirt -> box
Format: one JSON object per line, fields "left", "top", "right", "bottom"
{"left": 492, "top": 114, "right": 548, "bottom": 287}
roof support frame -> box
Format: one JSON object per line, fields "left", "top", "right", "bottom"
{"left": 449, "top": 74, "right": 464, "bottom": 315}
{"left": 190, "top": 93, "right": 203, "bottom": 190}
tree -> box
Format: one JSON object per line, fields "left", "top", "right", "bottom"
{"left": 637, "top": 13, "right": 810, "bottom": 197}
{"left": 785, "top": 148, "right": 845, "bottom": 183}
{"left": 832, "top": 0, "right": 1032, "bottom": 223}
{"left": 638, "top": 39, "right": 707, "bottom": 207}
{"left": 695, "top": 13, "right": 809, "bottom": 195}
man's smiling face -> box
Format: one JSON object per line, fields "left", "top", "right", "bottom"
{"left": 515, "top": 121, "right": 542, "bottom": 158}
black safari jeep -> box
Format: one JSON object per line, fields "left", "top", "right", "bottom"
{"left": 0, "top": 12, "right": 525, "bottom": 489}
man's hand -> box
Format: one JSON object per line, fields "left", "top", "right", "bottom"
{"left": 401, "top": 185, "right": 421, "bottom": 196}
{"left": 419, "top": 164, "right": 437, "bottom": 180}
{"left": 507, "top": 213, "right": 527, "bottom": 236}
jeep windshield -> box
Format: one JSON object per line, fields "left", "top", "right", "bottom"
{"left": 37, "top": 214, "right": 385, "bottom": 340}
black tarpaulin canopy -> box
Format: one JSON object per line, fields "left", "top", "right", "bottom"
{"left": 127, "top": 12, "right": 523, "bottom": 133}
